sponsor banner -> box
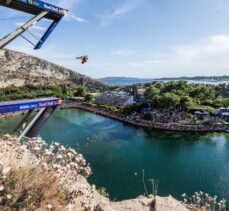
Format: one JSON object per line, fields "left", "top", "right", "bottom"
{"left": 16, "top": 0, "right": 65, "bottom": 16}
{"left": 0, "top": 99, "right": 61, "bottom": 114}
{"left": 39, "top": 102, "right": 47, "bottom": 107}
{"left": 43, "top": 3, "right": 65, "bottom": 15}
{"left": 19, "top": 105, "right": 31, "bottom": 110}
{"left": 47, "top": 102, "right": 54, "bottom": 106}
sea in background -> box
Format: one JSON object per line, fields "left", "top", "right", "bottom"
{"left": 99, "top": 77, "right": 229, "bottom": 86}
{"left": 1, "top": 109, "right": 229, "bottom": 205}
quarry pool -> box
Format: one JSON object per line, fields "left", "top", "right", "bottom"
{"left": 1, "top": 109, "right": 229, "bottom": 203}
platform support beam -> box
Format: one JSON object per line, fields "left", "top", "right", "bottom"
{"left": 15, "top": 106, "right": 57, "bottom": 140}
{"left": 18, "top": 108, "right": 46, "bottom": 141}
{"left": 13, "top": 109, "right": 34, "bottom": 133}
{"left": 0, "top": 10, "right": 49, "bottom": 49}
{"left": 34, "top": 18, "right": 62, "bottom": 50}
{"left": 26, "top": 106, "right": 57, "bottom": 138}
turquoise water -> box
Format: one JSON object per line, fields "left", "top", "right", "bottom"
{"left": 1, "top": 109, "right": 229, "bottom": 203}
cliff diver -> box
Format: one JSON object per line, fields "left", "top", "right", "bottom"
{"left": 76, "top": 55, "right": 89, "bottom": 64}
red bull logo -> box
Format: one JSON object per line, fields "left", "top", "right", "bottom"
{"left": 39, "top": 102, "right": 47, "bottom": 107}
{"left": 47, "top": 102, "right": 54, "bottom": 106}
{"left": 43, "top": 3, "right": 66, "bottom": 15}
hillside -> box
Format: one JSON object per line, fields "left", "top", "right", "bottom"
{"left": 0, "top": 49, "right": 110, "bottom": 90}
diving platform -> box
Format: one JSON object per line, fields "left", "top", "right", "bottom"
{"left": 0, "top": 0, "right": 66, "bottom": 20}
{"left": 0, "top": 0, "right": 67, "bottom": 49}
{"left": 0, "top": 98, "right": 62, "bottom": 139}
{"left": 0, "top": 97, "right": 62, "bottom": 113}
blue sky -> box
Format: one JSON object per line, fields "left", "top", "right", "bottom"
{"left": 0, "top": 0, "right": 229, "bottom": 78}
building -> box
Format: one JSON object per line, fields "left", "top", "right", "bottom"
{"left": 94, "top": 92, "right": 134, "bottom": 106}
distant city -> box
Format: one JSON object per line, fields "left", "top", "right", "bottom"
{"left": 99, "top": 76, "right": 229, "bottom": 85}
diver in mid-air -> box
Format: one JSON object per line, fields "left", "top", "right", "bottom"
{"left": 76, "top": 55, "right": 89, "bottom": 64}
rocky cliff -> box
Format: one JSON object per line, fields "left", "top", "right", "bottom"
{"left": 0, "top": 49, "right": 110, "bottom": 90}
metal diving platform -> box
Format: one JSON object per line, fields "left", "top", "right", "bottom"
{"left": 0, "top": 97, "right": 62, "bottom": 140}
{"left": 0, "top": 0, "right": 67, "bottom": 49}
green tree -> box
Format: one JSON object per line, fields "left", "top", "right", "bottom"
{"left": 213, "top": 96, "right": 229, "bottom": 108}
{"left": 85, "top": 94, "right": 93, "bottom": 101}
{"left": 158, "top": 92, "right": 181, "bottom": 109}
{"left": 153, "top": 81, "right": 165, "bottom": 90}
{"left": 144, "top": 86, "right": 160, "bottom": 101}
{"left": 50, "top": 85, "right": 63, "bottom": 98}
{"left": 180, "top": 95, "right": 195, "bottom": 109}
{"left": 74, "top": 86, "right": 87, "bottom": 97}
{"left": 62, "top": 84, "right": 68, "bottom": 99}
{"left": 189, "top": 84, "right": 215, "bottom": 102}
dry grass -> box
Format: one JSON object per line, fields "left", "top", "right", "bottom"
{"left": 0, "top": 167, "right": 68, "bottom": 211}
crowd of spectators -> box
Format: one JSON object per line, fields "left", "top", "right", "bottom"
{"left": 149, "top": 109, "right": 187, "bottom": 123}
{"left": 138, "top": 108, "right": 229, "bottom": 125}
{"left": 61, "top": 101, "right": 229, "bottom": 132}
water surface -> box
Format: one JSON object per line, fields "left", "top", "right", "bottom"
{"left": 1, "top": 109, "right": 229, "bottom": 203}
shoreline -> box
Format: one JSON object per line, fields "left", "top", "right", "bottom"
{"left": 1, "top": 101, "right": 228, "bottom": 133}
{"left": 0, "top": 111, "right": 26, "bottom": 120}
{"left": 60, "top": 102, "right": 229, "bottom": 133}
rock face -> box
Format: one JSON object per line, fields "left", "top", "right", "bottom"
{"left": 0, "top": 49, "right": 109, "bottom": 90}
